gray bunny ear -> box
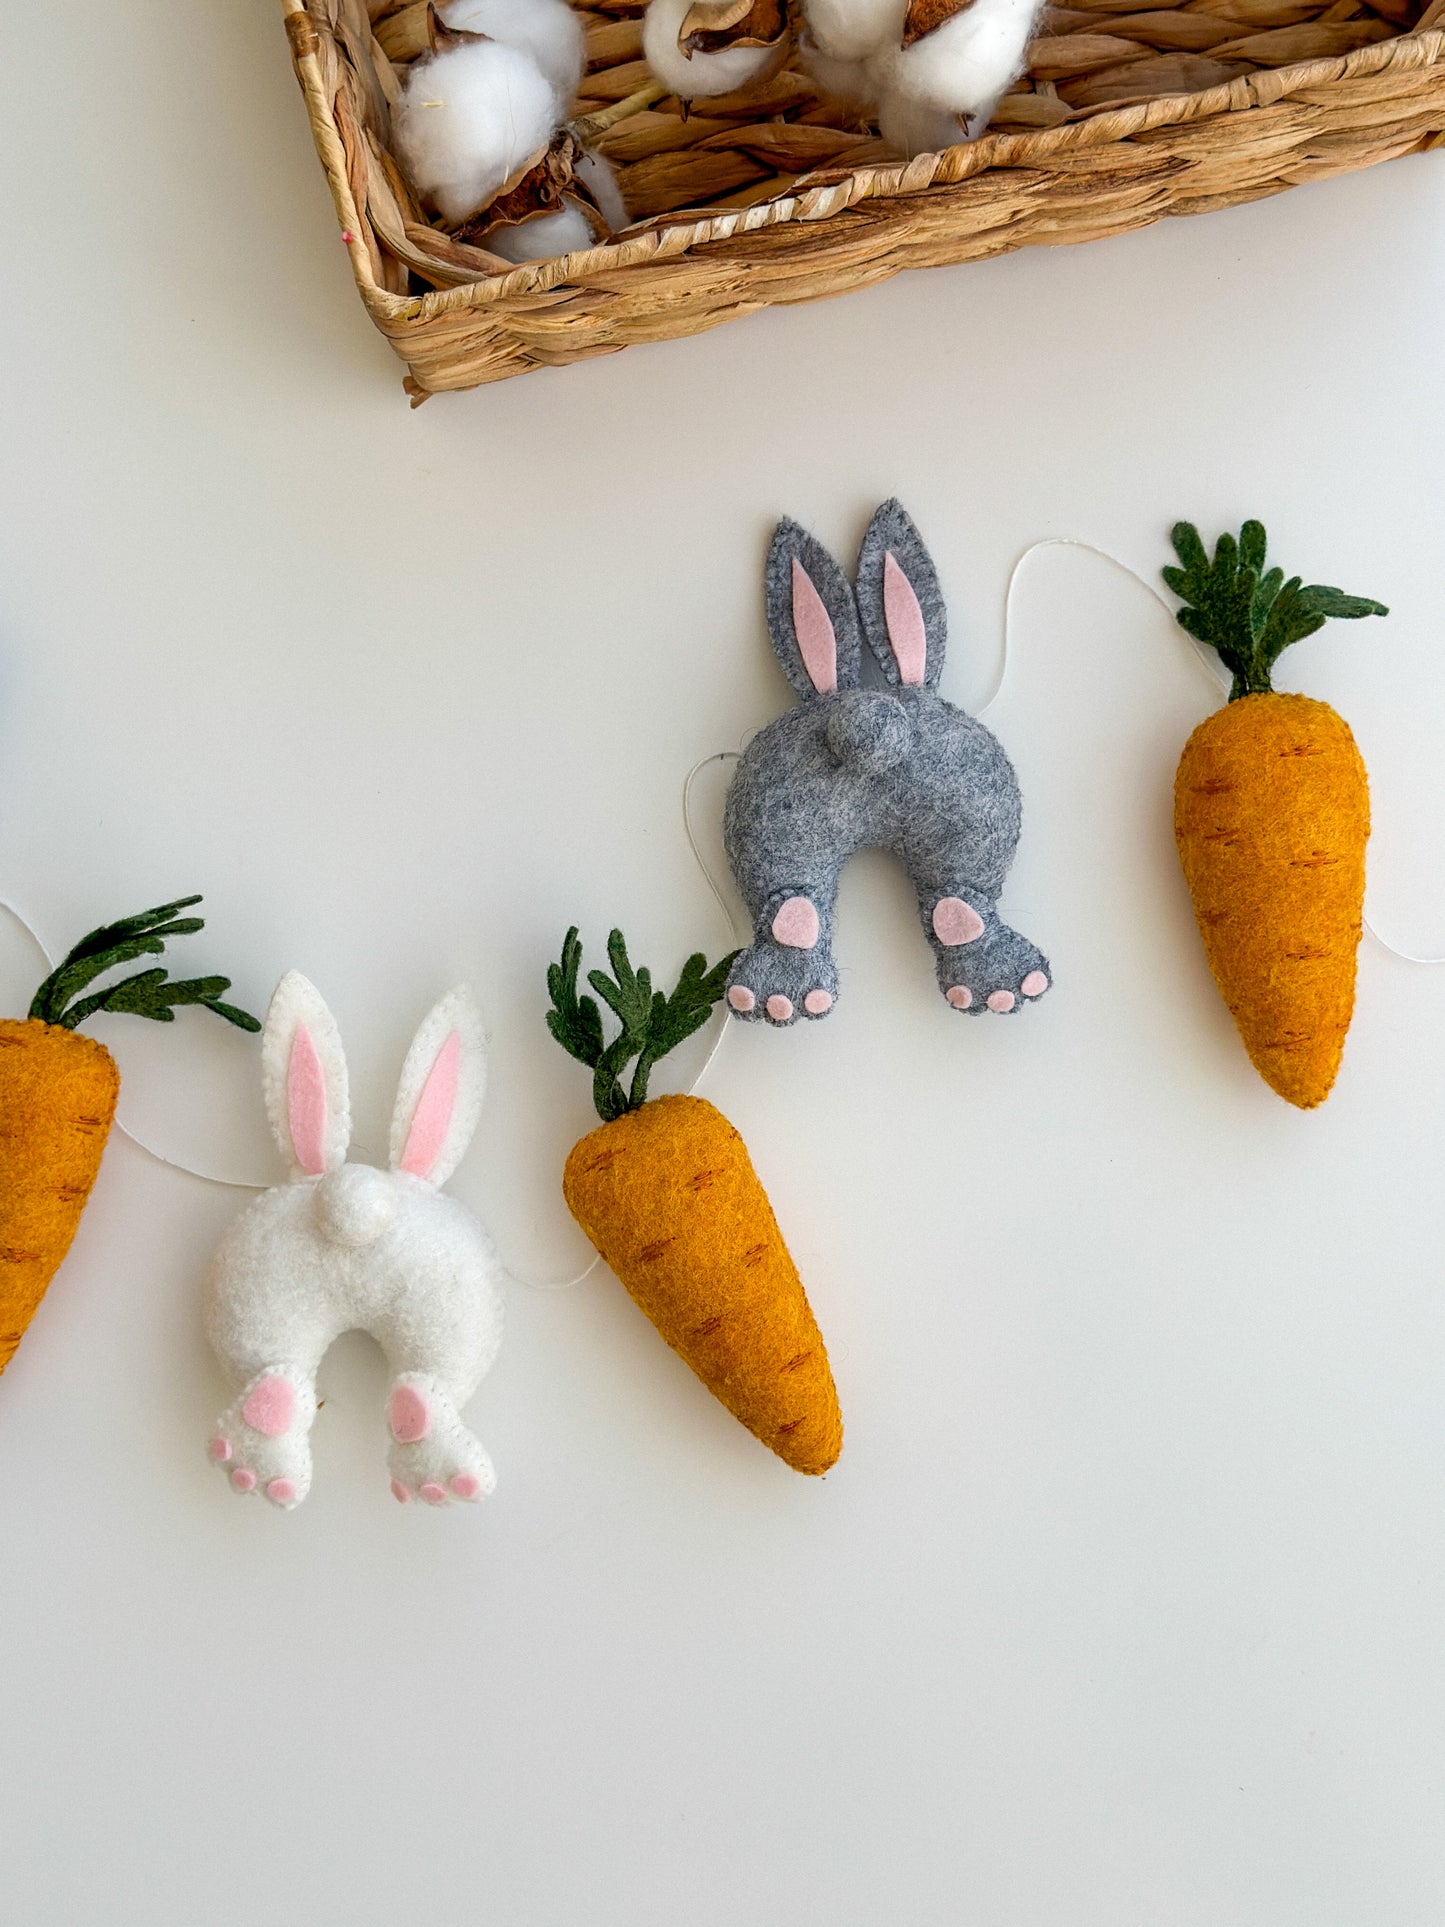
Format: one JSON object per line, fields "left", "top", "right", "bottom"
{"left": 764, "top": 517, "right": 863, "bottom": 699}
{"left": 856, "top": 499, "right": 947, "bottom": 690}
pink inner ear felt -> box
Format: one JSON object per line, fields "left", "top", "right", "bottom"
{"left": 287, "top": 1024, "right": 329, "bottom": 1176}
{"left": 400, "top": 1030, "right": 461, "bottom": 1179}
{"left": 791, "top": 557, "right": 837, "bottom": 695}
{"left": 883, "top": 551, "right": 928, "bottom": 687}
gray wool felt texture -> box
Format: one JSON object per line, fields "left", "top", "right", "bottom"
{"left": 723, "top": 500, "right": 1052, "bottom": 1025}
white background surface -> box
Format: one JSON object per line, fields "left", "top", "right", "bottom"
{"left": 1, "top": 6, "right": 1443, "bottom": 1922}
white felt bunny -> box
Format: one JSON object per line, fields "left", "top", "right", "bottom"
{"left": 204, "top": 973, "right": 505, "bottom": 1511}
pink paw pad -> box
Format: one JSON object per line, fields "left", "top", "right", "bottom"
{"left": 241, "top": 1375, "right": 296, "bottom": 1439}
{"left": 932, "top": 897, "right": 985, "bottom": 946}
{"left": 1021, "top": 970, "right": 1049, "bottom": 997}
{"left": 208, "top": 1436, "right": 233, "bottom": 1463}
{"left": 946, "top": 986, "right": 973, "bottom": 1010}
{"left": 987, "top": 990, "right": 1016, "bottom": 1013}
{"left": 771, "top": 896, "right": 820, "bottom": 949}
{"left": 803, "top": 989, "right": 832, "bottom": 1015}
{"left": 389, "top": 1384, "right": 431, "bottom": 1444}
{"left": 391, "top": 1479, "right": 412, "bottom": 1504}
{"left": 727, "top": 985, "right": 755, "bottom": 1013}
{"left": 419, "top": 1482, "right": 448, "bottom": 1506}
{"left": 449, "top": 1473, "right": 481, "bottom": 1500}
{"left": 765, "top": 995, "right": 793, "bottom": 1022}
{"left": 265, "top": 1479, "right": 297, "bottom": 1505}
{"left": 230, "top": 1467, "right": 256, "bottom": 1492}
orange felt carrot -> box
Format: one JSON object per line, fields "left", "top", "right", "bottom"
{"left": 1164, "top": 521, "right": 1386, "bottom": 1109}
{"left": 548, "top": 927, "right": 842, "bottom": 1475}
{"left": 0, "top": 897, "right": 259, "bottom": 1374}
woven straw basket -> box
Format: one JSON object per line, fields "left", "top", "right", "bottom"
{"left": 283, "top": 0, "right": 1445, "bottom": 397}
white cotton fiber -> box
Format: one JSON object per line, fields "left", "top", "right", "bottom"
{"left": 797, "top": 40, "right": 874, "bottom": 109}
{"left": 440, "top": 0, "right": 586, "bottom": 111}
{"left": 485, "top": 203, "right": 597, "bottom": 262}
{"left": 642, "top": 0, "right": 780, "bottom": 99}
{"left": 481, "top": 149, "right": 627, "bottom": 263}
{"left": 575, "top": 146, "right": 628, "bottom": 232}
{"left": 803, "top": 0, "right": 906, "bottom": 64}
{"left": 873, "top": 0, "right": 1041, "bottom": 150}
{"left": 392, "top": 39, "right": 560, "bottom": 223}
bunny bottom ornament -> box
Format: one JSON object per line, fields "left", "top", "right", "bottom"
{"left": 724, "top": 499, "right": 1051, "bottom": 1025}
{"left": 205, "top": 973, "right": 504, "bottom": 1510}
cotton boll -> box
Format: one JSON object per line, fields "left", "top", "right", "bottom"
{"left": 440, "top": 0, "right": 586, "bottom": 111}
{"left": 575, "top": 147, "right": 628, "bottom": 234}
{"left": 874, "top": 0, "right": 1041, "bottom": 151}
{"left": 803, "top": 0, "right": 905, "bottom": 64}
{"left": 474, "top": 148, "right": 626, "bottom": 263}
{"left": 642, "top": 0, "right": 781, "bottom": 99}
{"left": 485, "top": 202, "right": 598, "bottom": 262}
{"left": 392, "top": 40, "right": 560, "bottom": 223}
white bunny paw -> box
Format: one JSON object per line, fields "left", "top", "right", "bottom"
{"left": 386, "top": 1374, "right": 496, "bottom": 1506}
{"left": 209, "top": 1368, "right": 317, "bottom": 1509}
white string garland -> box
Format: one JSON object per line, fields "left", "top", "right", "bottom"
{"left": 2, "top": 538, "right": 1439, "bottom": 1266}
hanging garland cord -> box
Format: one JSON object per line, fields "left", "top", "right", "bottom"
{"left": 1, "top": 540, "right": 1438, "bottom": 1284}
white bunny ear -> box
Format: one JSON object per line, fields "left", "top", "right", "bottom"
{"left": 260, "top": 971, "right": 351, "bottom": 1178}
{"left": 388, "top": 987, "right": 487, "bottom": 1189}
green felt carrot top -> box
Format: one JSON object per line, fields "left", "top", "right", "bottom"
{"left": 546, "top": 927, "right": 738, "bottom": 1123}
{"left": 27, "top": 896, "right": 260, "bottom": 1033}
{"left": 1165, "top": 520, "right": 1387, "bottom": 702}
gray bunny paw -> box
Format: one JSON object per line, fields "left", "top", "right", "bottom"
{"left": 930, "top": 903, "right": 1051, "bottom": 1015}
{"left": 726, "top": 900, "right": 838, "bottom": 1026}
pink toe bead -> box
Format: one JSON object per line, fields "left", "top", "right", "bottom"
{"left": 208, "top": 1436, "right": 232, "bottom": 1463}
{"left": 765, "top": 995, "right": 793, "bottom": 1022}
{"left": 419, "top": 1482, "right": 448, "bottom": 1506}
{"left": 450, "top": 1473, "right": 481, "bottom": 1500}
{"left": 391, "top": 1479, "right": 412, "bottom": 1504}
{"left": 987, "top": 990, "right": 1016, "bottom": 1013}
{"left": 803, "top": 989, "right": 832, "bottom": 1015}
{"left": 946, "top": 986, "right": 972, "bottom": 1009}
{"left": 265, "top": 1479, "right": 297, "bottom": 1505}
{"left": 230, "top": 1467, "right": 256, "bottom": 1492}
{"left": 1021, "top": 970, "right": 1048, "bottom": 997}
{"left": 727, "top": 985, "right": 755, "bottom": 1013}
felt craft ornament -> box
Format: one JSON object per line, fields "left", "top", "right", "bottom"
{"left": 547, "top": 927, "right": 843, "bottom": 1476}
{"left": 1163, "top": 520, "right": 1387, "bottom": 1109}
{"left": 724, "top": 498, "right": 1051, "bottom": 1025}
{"left": 204, "top": 973, "right": 504, "bottom": 1509}
{"left": 0, "top": 897, "right": 259, "bottom": 1376}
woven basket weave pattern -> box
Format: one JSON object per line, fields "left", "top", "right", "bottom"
{"left": 282, "top": 0, "right": 1445, "bottom": 395}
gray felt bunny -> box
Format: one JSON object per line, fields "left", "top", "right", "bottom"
{"left": 723, "top": 500, "right": 1051, "bottom": 1025}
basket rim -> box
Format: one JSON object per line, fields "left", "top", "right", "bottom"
{"left": 282, "top": 3, "right": 1445, "bottom": 320}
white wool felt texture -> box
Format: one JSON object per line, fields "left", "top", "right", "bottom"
{"left": 262, "top": 970, "right": 351, "bottom": 1176}
{"left": 642, "top": 0, "right": 780, "bottom": 97}
{"left": 391, "top": 40, "right": 560, "bottom": 223}
{"left": 875, "top": 0, "right": 1042, "bottom": 144}
{"left": 803, "top": 0, "right": 906, "bottom": 63}
{"left": 207, "top": 974, "right": 505, "bottom": 1510}
{"left": 207, "top": 1182, "right": 505, "bottom": 1401}
{"left": 440, "top": 0, "right": 586, "bottom": 110}
{"left": 387, "top": 985, "right": 487, "bottom": 1186}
